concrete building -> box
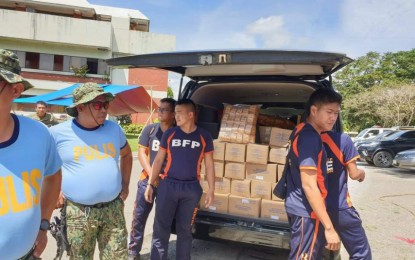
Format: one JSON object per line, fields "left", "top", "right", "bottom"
{"left": 0, "top": 0, "right": 175, "bottom": 122}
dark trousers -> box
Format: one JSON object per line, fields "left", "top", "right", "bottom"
{"left": 328, "top": 207, "right": 372, "bottom": 260}
{"left": 150, "top": 179, "right": 202, "bottom": 260}
{"left": 288, "top": 213, "right": 325, "bottom": 260}
{"left": 128, "top": 178, "right": 156, "bottom": 256}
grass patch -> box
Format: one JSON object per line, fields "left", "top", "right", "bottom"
{"left": 126, "top": 134, "right": 139, "bottom": 153}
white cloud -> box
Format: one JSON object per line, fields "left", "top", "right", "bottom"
{"left": 245, "top": 16, "right": 291, "bottom": 48}
{"left": 325, "top": 0, "right": 415, "bottom": 57}
{"left": 246, "top": 16, "right": 285, "bottom": 35}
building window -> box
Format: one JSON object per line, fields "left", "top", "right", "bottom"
{"left": 54, "top": 55, "right": 64, "bottom": 71}
{"left": 25, "top": 52, "right": 39, "bottom": 69}
{"left": 39, "top": 53, "right": 54, "bottom": 71}
{"left": 87, "top": 58, "right": 98, "bottom": 74}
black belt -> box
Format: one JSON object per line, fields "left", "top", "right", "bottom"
{"left": 66, "top": 196, "right": 120, "bottom": 209}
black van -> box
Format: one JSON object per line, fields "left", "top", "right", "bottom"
{"left": 107, "top": 50, "right": 352, "bottom": 249}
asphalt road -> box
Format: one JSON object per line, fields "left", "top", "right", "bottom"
{"left": 41, "top": 161, "right": 415, "bottom": 260}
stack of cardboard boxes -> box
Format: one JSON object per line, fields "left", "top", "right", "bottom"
{"left": 199, "top": 126, "right": 292, "bottom": 223}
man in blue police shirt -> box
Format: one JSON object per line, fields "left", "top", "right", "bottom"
{"left": 0, "top": 49, "right": 62, "bottom": 259}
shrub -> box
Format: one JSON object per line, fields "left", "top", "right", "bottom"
{"left": 122, "top": 124, "right": 144, "bottom": 135}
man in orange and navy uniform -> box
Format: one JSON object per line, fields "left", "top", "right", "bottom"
{"left": 128, "top": 98, "right": 176, "bottom": 260}
{"left": 145, "top": 99, "right": 215, "bottom": 260}
{"left": 321, "top": 131, "right": 372, "bottom": 259}
{"left": 285, "top": 89, "right": 342, "bottom": 259}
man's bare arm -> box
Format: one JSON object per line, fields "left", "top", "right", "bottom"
{"left": 203, "top": 152, "right": 215, "bottom": 208}
{"left": 120, "top": 143, "right": 133, "bottom": 200}
{"left": 33, "top": 170, "right": 62, "bottom": 257}
{"left": 137, "top": 146, "right": 152, "bottom": 175}
{"left": 347, "top": 161, "right": 365, "bottom": 182}
{"left": 144, "top": 149, "right": 167, "bottom": 203}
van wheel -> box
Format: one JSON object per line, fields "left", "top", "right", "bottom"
{"left": 373, "top": 151, "right": 393, "bottom": 168}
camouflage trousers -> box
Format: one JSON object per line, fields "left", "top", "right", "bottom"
{"left": 65, "top": 197, "right": 128, "bottom": 260}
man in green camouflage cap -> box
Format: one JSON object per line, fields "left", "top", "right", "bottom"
{"left": 0, "top": 49, "right": 34, "bottom": 91}
{"left": 50, "top": 82, "right": 132, "bottom": 259}
{"left": 0, "top": 49, "right": 62, "bottom": 259}
{"left": 65, "top": 82, "right": 114, "bottom": 118}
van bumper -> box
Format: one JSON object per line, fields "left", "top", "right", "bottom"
{"left": 193, "top": 211, "right": 291, "bottom": 249}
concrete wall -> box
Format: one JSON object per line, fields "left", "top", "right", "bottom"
{"left": 0, "top": 38, "right": 112, "bottom": 59}
{"left": 0, "top": 9, "right": 112, "bottom": 49}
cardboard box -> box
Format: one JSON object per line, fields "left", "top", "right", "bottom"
{"left": 231, "top": 179, "right": 251, "bottom": 197}
{"left": 246, "top": 144, "right": 269, "bottom": 165}
{"left": 261, "top": 199, "right": 288, "bottom": 222}
{"left": 246, "top": 163, "right": 277, "bottom": 183}
{"left": 214, "top": 161, "right": 225, "bottom": 177}
{"left": 225, "top": 143, "right": 246, "bottom": 162}
{"left": 277, "top": 164, "right": 285, "bottom": 183}
{"left": 269, "top": 127, "right": 292, "bottom": 147}
{"left": 228, "top": 195, "right": 261, "bottom": 218}
{"left": 251, "top": 180, "right": 272, "bottom": 200}
{"left": 200, "top": 192, "right": 229, "bottom": 214}
{"left": 200, "top": 160, "right": 225, "bottom": 177}
{"left": 269, "top": 147, "right": 287, "bottom": 164}
{"left": 271, "top": 183, "right": 283, "bottom": 201}
{"left": 213, "top": 140, "right": 226, "bottom": 161}
{"left": 200, "top": 176, "right": 230, "bottom": 194}
{"left": 258, "top": 126, "right": 272, "bottom": 144}
{"left": 224, "top": 162, "right": 246, "bottom": 180}
{"left": 215, "top": 177, "right": 231, "bottom": 194}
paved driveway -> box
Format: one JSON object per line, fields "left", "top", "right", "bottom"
{"left": 41, "top": 161, "right": 415, "bottom": 260}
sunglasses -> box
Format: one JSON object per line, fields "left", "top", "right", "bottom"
{"left": 157, "top": 107, "right": 173, "bottom": 113}
{"left": 89, "top": 101, "right": 110, "bottom": 110}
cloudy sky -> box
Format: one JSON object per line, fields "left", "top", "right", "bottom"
{"left": 89, "top": 0, "right": 415, "bottom": 58}
{"left": 89, "top": 0, "right": 415, "bottom": 95}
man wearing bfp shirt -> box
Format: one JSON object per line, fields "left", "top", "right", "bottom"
{"left": 145, "top": 99, "right": 215, "bottom": 260}
{"left": 128, "top": 98, "right": 176, "bottom": 260}
{"left": 321, "top": 131, "right": 372, "bottom": 259}
{"left": 285, "top": 89, "right": 342, "bottom": 259}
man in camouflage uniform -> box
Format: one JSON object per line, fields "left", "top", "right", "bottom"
{"left": 29, "top": 100, "right": 59, "bottom": 127}
{"left": 50, "top": 82, "right": 133, "bottom": 260}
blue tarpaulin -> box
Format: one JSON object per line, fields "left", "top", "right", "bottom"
{"left": 14, "top": 83, "right": 158, "bottom": 116}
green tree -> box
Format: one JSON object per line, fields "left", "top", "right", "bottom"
{"left": 167, "top": 86, "right": 174, "bottom": 98}
{"left": 334, "top": 49, "right": 415, "bottom": 97}
{"left": 342, "top": 84, "right": 415, "bottom": 130}
{"left": 334, "top": 49, "right": 415, "bottom": 131}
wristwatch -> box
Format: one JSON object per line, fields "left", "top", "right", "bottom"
{"left": 40, "top": 219, "right": 50, "bottom": 231}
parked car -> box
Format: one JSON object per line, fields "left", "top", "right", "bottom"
{"left": 392, "top": 148, "right": 415, "bottom": 170}
{"left": 107, "top": 50, "right": 352, "bottom": 249}
{"left": 354, "top": 130, "right": 397, "bottom": 150}
{"left": 353, "top": 127, "right": 393, "bottom": 145}
{"left": 358, "top": 130, "right": 415, "bottom": 167}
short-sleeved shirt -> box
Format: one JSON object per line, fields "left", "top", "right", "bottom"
{"left": 50, "top": 119, "right": 127, "bottom": 205}
{"left": 0, "top": 115, "right": 61, "bottom": 259}
{"left": 160, "top": 126, "right": 213, "bottom": 181}
{"left": 138, "top": 123, "right": 164, "bottom": 179}
{"left": 285, "top": 123, "right": 328, "bottom": 218}
{"left": 321, "top": 131, "right": 360, "bottom": 211}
